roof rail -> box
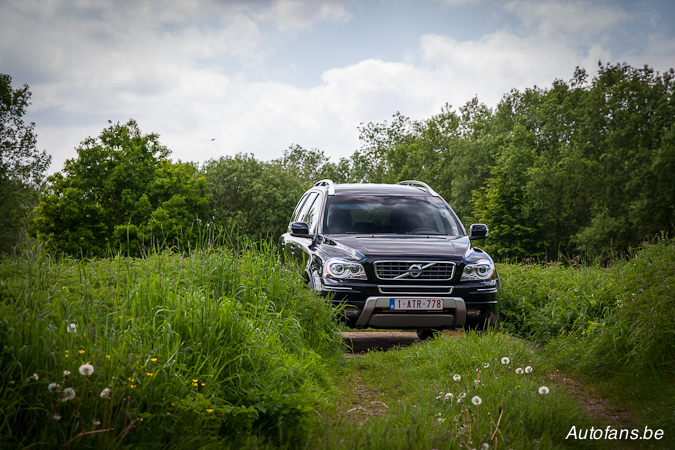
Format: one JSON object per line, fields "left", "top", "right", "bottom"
{"left": 397, "top": 180, "right": 439, "bottom": 197}
{"left": 314, "top": 179, "right": 335, "bottom": 195}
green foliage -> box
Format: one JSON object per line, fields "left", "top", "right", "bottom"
{"left": 33, "top": 120, "right": 208, "bottom": 257}
{"left": 498, "top": 238, "right": 675, "bottom": 444}
{"left": 0, "top": 240, "right": 343, "bottom": 448}
{"left": 0, "top": 74, "right": 51, "bottom": 253}
{"left": 316, "top": 332, "right": 594, "bottom": 450}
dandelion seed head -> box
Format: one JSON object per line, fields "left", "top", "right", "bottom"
{"left": 525, "top": 366, "right": 533, "bottom": 373}
{"left": 483, "top": 363, "right": 489, "bottom": 368}
{"left": 480, "top": 443, "right": 490, "bottom": 450}
{"left": 63, "top": 370, "right": 71, "bottom": 377}
{"left": 474, "top": 379, "right": 480, "bottom": 385}
{"left": 501, "top": 357, "right": 510, "bottom": 365}
{"left": 30, "top": 373, "right": 39, "bottom": 381}
{"left": 516, "top": 368, "right": 524, "bottom": 374}
{"left": 444, "top": 392, "right": 453, "bottom": 400}
{"left": 79, "top": 364, "right": 94, "bottom": 376}
{"left": 453, "top": 374, "right": 461, "bottom": 382}
{"left": 67, "top": 323, "right": 77, "bottom": 333}
{"left": 100, "top": 387, "right": 111, "bottom": 398}
{"left": 53, "top": 413, "right": 62, "bottom": 421}
{"left": 62, "top": 387, "right": 76, "bottom": 401}
{"left": 471, "top": 396, "right": 482, "bottom": 406}
{"left": 539, "top": 386, "right": 550, "bottom": 395}
{"left": 459, "top": 392, "right": 467, "bottom": 399}
{"left": 48, "top": 382, "right": 61, "bottom": 392}
{"left": 93, "top": 419, "right": 101, "bottom": 426}
{"left": 437, "top": 417, "right": 446, "bottom": 423}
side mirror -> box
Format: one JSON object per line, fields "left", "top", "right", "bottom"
{"left": 289, "top": 221, "right": 310, "bottom": 237}
{"left": 469, "top": 223, "right": 489, "bottom": 240}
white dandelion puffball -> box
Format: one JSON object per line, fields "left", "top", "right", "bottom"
{"left": 48, "top": 382, "right": 61, "bottom": 392}
{"left": 31, "top": 373, "right": 39, "bottom": 381}
{"left": 79, "top": 364, "right": 94, "bottom": 376}
{"left": 437, "top": 417, "right": 446, "bottom": 423}
{"left": 100, "top": 387, "right": 111, "bottom": 398}
{"left": 67, "top": 323, "right": 77, "bottom": 333}
{"left": 483, "top": 363, "right": 489, "bottom": 368}
{"left": 453, "top": 374, "right": 461, "bottom": 382}
{"left": 93, "top": 419, "right": 101, "bottom": 426}
{"left": 539, "top": 386, "right": 550, "bottom": 395}
{"left": 444, "top": 392, "right": 453, "bottom": 400}
{"left": 480, "top": 443, "right": 490, "bottom": 450}
{"left": 471, "top": 396, "right": 482, "bottom": 406}
{"left": 501, "top": 357, "right": 510, "bottom": 365}
{"left": 516, "top": 367, "right": 524, "bottom": 374}
{"left": 459, "top": 392, "right": 467, "bottom": 399}
{"left": 63, "top": 370, "right": 71, "bottom": 377}
{"left": 62, "top": 387, "right": 76, "bottom": 401}
{"left": 525, "top": 366, "right": 533, "bottom": 373}
{"left": 53, "top": 413, "right": 62, "bottom": 421}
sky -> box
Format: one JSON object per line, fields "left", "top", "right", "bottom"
{"left": 1, "top": 0, "right": 674, "bottom": 175}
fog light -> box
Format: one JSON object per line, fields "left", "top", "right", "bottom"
{"left": 344, "top": 306, "right": 361, "bottom": 318}
{"left": 467, "top": 308, "right": 482, "bottom": 318}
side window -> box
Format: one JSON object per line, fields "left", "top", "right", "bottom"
{"left": 305, "top": 194, "right": 323, "bottom": 234}
{"left": 291, "top": 193, "right": 309, "bottom": 221}
{"left": 296, "top": 192, "right": 318, "bottom": 223}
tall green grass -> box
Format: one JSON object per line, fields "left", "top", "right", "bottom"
{"left": 497, "top": 238, "right": 675, "bottom": 445}
{"left": 315, "top": 331, "right": 596, "bottom": 450}
{"left": 0, "top": 241, "right": 343, "bottom": 448}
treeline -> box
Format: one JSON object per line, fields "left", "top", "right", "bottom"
{"left": 3, "top": 62, "right": 674, "bottom": 259}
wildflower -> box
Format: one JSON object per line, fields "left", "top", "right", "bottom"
{"left": 150, "top": 357, "right": 157, "bottom": 362}
{"left": 192, "top": 379, "right": 198, "bottom": 382}
{"left": 474, "top": 379, "right": 480, "bottom": 385}
{"left": 131, "top": 384, "right": 137, "bottom": 388}
{"left": 100, "top": 387, "right": 111, "bottom": 398}
{"left": 458, "top": 392, "right": 466, "bottom": 399}
{"left": 79, "top": 364, "right": 94, "bottom": 376}
{"left": 483, "top": 363, "right": 489, "bottom": 368}
{"left": 106, "top": 355, "right": 111, "bottom": 359}
{"left": 515, "top": 367, "right": 524, "bottom": 374}
{"left": 93, "top": 419, "right": 101, "bottom": 426}
{"left": 444, "top": 392, "right": 453, "bottom": 400}
{"left": 63, "top": 370, "right": 71, "bottom": 377}
{"left": 67, "top": 323, "right": 77, "bottom": 333}
{"left": 200, "top": 383, "right": 205, "bottom": 386}
{"left": 30, "top": 373, "right": 39, "bottom": 381}
{"left": 525, "top": 366, "right": 533, "bottom": 373}
{"left": 480, "top": 443, "right": 490, "bottom": 450}
{"left": 147, "top": 373, "right": 153, "bottom": 377}
{"left": 539, "top": 386, "right": 550, "bottom": 395}
{"left": 53, "top": 413, "right": 62, "bottom": 421}
{"left": 62, "top": 387, "right": 76, "bottom": 402}
{"left": 207, "top": 409, "right": 214, "bottom": 413}
{"left": 437, "top": 417, "right": 446, "bottom": 423}
{"left": 471, "top": 396, "right": 482, "bottom": 406}
{"left": 78, "top": 349, "right": 85, "bottom": 354}
{"left": 501, "top": 357, "right": 510, "bottom": 365}
{"left": 48, "top": 382, "right": 61, "bottom": 392}
{"left": 453, "top": 374, "right": 461, "bottom": 382}
{"left": 192, "top": 382, "right": 198, "bottom": 387}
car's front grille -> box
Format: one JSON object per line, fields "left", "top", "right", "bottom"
{"left": 378, "top": 285, "right": 454, "bottom": 294}
{"left": 374, "top": 261, "right": 456, "bottom": 281}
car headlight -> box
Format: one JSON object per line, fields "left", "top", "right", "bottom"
{"left": 460, "top": 259, "right": 495, "bottom": 281}
{"left": 323, "top": 258, "right": 367, "bottom": 280}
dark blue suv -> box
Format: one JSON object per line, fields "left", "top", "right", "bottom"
{"left": 281, "top": 180, "right": 499, "bottom": 339}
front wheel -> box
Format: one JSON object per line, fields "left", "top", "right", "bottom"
{"left": 416, "top": 328, "right": 440, "bottom": 340}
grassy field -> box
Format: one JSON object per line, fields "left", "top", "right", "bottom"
{"left": 1, "top": 238, "right": 673, "bottom": 448}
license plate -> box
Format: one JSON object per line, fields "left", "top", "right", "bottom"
{"left": 389, "top": 298, "right": 443, "bottom": 310}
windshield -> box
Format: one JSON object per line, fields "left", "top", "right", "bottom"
{"left": 323, "top": 195, "right": 462, "bottom": 236}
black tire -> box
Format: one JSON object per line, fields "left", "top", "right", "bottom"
{"left": 416, "top": 328, "right": 440, "bottom": 340}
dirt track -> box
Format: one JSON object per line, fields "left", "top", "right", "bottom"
{"left": 341, "top": 331, "right": 419, "bottom": 354}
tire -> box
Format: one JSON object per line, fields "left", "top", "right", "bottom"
{"left": 416, "top": 328, "right": 440, "bottom": 340}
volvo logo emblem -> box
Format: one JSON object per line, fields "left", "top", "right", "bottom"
{"left": 408, "top": 264, "right": 422, "bottom": 278}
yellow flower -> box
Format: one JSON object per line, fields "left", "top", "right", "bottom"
{"left": 192, "top": 379, "right": 198, "bottom": 382}
{"left": 171, "top": 403, "right": 175, "bottom": 406}
{"left": 106, "top": 355, "right": 110, "bottom": 359}
{"left": 207, "top": 409, "right": 213, "bottom": 413}
{"left": 78, "top": 350, "right": 85, "bottom": 354}
{"left": 147, "top": 373, "right": 153, "bottom": 377}
{"left": 167, "top": 412, "right": 171, "bottom": 415}
{"left": 200, "top": 383, "right": 205, "bottom": 386}
{"left": 150, "top": 357, "right": 157, "bottom": 362}
{"left": 131, "top": 385, "right": 136, "bottom": 388}
{"left": 192, "top": 382, "right": 198, "bottom": 387}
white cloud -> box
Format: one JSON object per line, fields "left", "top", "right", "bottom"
{"left": 256, "top": 0, "right": 356, "bottom": 31}
{"left": 505, "top": 0, "right": 631, "bottom": 40}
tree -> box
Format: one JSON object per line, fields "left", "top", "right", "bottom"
{"left": 0, "top": 74, "right": 51, "bottom": 253}
{"left": 33, "top": 120, "right": 208, "bottom": 256}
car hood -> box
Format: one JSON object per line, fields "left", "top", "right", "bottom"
{"left": 322, "top": 235, "right": 470, "bottom": 262}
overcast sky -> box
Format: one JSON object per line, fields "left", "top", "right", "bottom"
{"left": 2, "top": 0, "right": 674, "bottom": 175}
